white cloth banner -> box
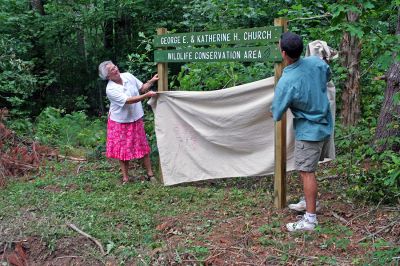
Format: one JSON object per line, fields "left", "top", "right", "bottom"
{"left": 149, "top": 76, "right": 335, "bottom": 186}
{"left": 149, "top": 77, "right": 295, "bottom": 185}
{"left": 149, "top": 40, "right": 337, "bottom": 186}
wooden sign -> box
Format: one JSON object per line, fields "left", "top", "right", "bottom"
{"left": 154, "top": 46, "right": 281, "bottom": 63}
{"left": 153, "top": 26, "right": 282, "bottom": 48}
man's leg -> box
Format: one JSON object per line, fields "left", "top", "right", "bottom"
{"left": 287, "top": 139, "right": 322, "bottom": 231}
{"left": 300, "top": 171, "right": 318, "bottom": 213}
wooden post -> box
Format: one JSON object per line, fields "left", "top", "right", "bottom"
{"left": 273, "top": 18, "right": 288, "bottom": 209}
{"left": 157, "top": 28, "right": 168, "bottom": 92}
{"left": 156, "top": 28, "right": 168, "bottom": 183}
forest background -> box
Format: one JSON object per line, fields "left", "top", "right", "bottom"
{"left": 0, "top": 0, "right": 399, "bottom": 265}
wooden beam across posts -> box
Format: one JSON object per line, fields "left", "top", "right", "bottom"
{"left": 273, "top": 18, "right": 288, "bottom": 209}
{"left": 156, "top": 28, "right": 168, "bottom": 183}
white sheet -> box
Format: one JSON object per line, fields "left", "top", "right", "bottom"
{"left": 149, "top": 77, "right": 301, "bottom": 185}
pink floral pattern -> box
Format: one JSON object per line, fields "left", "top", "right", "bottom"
{"left": 106, "top": 118, "right": 150, "bottom": 160}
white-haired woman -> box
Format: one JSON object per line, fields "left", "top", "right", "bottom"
{"left": 99, "top": 60, "right": 158, "bottom": 184}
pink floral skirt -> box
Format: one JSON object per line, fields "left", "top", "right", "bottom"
{"left": 106, "top": 118, "right": 150, "bottom": 161}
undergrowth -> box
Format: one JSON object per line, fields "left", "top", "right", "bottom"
{"left": 335, "top": 118, "right": 400, "bottom": 204}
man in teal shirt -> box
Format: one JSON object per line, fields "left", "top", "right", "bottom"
{"left": 272, "top": 32, "right": 333, "bottom": 231}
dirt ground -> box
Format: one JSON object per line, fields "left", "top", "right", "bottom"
{"left": 150, "top": 190, "right": 399, "bottom": 265}
{"left": 1, "top": 173, "right": 399, "bottom": 265}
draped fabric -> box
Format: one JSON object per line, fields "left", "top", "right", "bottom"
{"left": 149, "top": 42, "right": 336, "bottom": 186}
{"left": 306, "top": 40, "right": 338, "bottom": 159}
{"left": 150, "top": 77, "right": 307, "bottom": 186}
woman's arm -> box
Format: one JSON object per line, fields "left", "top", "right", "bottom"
{"left": 125, "top": 91, "right": 157, "bottom": 104}
{"left": 140, "top": 74, "right": 159, "bottom": 94}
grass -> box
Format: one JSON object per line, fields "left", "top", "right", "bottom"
{"left": 0, "top": 160, "right": 271, "bottom": 263}
{"left": 0, "top": 159, "right": 399, "bottom": 265}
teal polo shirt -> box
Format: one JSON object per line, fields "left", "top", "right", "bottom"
{"left": 272, "top": 56, "right": 332, "bottom": 141}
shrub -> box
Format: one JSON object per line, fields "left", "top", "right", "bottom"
{"left": 34, "top": 107, "right": 106, "bottom": 156}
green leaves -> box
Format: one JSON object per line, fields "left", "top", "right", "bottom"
{"left": 34, "top": 107, "right": 106, "bottom": 156}
{"left": 176, "top": 61, "right": 272, "bottom": 91}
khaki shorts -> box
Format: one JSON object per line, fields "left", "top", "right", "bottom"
{"left": 294, "top": 139, "right": 329, "bottom": 172}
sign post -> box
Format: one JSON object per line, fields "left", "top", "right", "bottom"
{"left": 273, "top": 18, "right": 288, "bottom": 209}
{"left": 154, "top": 20, "right": 288, "bottom": 208}
{"left": 156, "top": 27, "right": 168, "bottom": 183}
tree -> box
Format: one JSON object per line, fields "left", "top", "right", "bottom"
{"left": 31, "top": 0, "right": 45, "bottom": 15}
{"left": 374, "top": 8, "right": 400, "bottom": 152}
{"left": 340, "top": 9, "right": 361, "bottom": 126}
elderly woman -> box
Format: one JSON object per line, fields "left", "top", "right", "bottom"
{"left": 99, "top": 60, "right": 158, "bottom": 184}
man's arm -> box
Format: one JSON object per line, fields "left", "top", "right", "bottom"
{"left": 271, "top": 83, "right": 294, "bottom": 121}
{"left": 326, "top": 64, "right": 331, "bottom": 82}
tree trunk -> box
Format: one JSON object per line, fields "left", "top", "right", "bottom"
{"left": 30, "top": 0, "right": 45, "bottom": 15}
{"left": 102, "top": 0, "right": 114, "bottom": 60}
{"left": 104, "top": 20, "right": 113, "bottom": 51}
{"left": 77, "top": 26, "right": 88, "bottom": 74}
{"left": 340, "top": 11, "right": 361, "bottom": 126}
{"left": 374, "top": 10, "right": 400, "bottom": 152}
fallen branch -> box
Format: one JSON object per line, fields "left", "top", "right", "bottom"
{"left": 1, "top": 242, "right": 6, "bottom": 261}
{"left": 382, "top": 207, "right": 400, "bottom": 212}
{"left": 373, "top": 75, "right": 387, "bottom": 81}
{"left": 55, "top": 255, "right": 81, "bottom": 260}
{"left": 319, "top": 175, "right": 340, "bottom": 181}
{"left": 66, "top": 223, "right": 105, "bottom": 256}
{"left": 204, "top": 251, "right": 226, "bottom": 263}
{"left": 272, "top": 248, "right": 318, "bottom": 261}
{"left": 332, "top": 211, "right": 349, "bottom": 224}
{"left": 357, "top": 219, "right": 399, "bottom": 243}
{"left": 1, "top": 159, "right": 37, "bottom": 170}
{"left": 57, "top": 155, "right": 87, "bottom": 162}
{"left": 76, "top": 164, "right": 84, "bottom": 174}
{"left": 289, "top": 13, "right": 332, "bottom": 22}
{"left": 347, "top": 198, "right": 384, "bottom": 226}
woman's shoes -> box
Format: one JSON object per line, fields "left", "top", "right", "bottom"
{"left": 121, "top": 176, "right": 135, "bottom": 185}
{"left": 121, "top": 175, "right": 156, "bottom": 185}
{"left": 140, "top": 174, "right": 156, "bottom": 182}
{"left": 146, "top": 174, "right": 157, "bottom": 182}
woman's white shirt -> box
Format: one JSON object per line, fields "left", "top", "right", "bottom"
{"left": 106, "top": 72, "right": 144, "bottom": 123}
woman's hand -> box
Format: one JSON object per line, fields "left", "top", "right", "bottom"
{"left": 140, "top": 74, "right": 159, "bottom": 94}
{"left": 149, "top": 74, "right": 159, "bottom": 84}
{"left": 145, "top": 91, "right": 157, "bottom": 98}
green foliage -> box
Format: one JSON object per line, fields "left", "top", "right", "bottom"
{"left": 181, "top": 0, "right": 287, "bottom": 31}
{"left": 34, "top": 107, "right": 106, "bottom": 156}
{"left": 278, "top": 0, "right": 337, "bottom": 45}
{"left": 335, "top": 120, "right": 400, "bottom": 203}
{"left": 259, "top": 220, "right": 281, "bottom": 236}
{"left": 0, "top": 36, "right": 41, "bottom": 117}
{"left": 361, "top": 239, "right": 400, "bottom": 265}
{"left": 0, "top": 1, "right": 55, "bottom": 118}
{"left": 125, "top": 32, "right": 158, "bottom": 83}
{"left": 175, "top": 61, "right": 273, "bottom": 91}
{"left": 316, "top": 225, "right": 352, "bottom": 251}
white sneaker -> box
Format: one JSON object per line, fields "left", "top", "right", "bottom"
{"left": 288, "top": 197, "right": 320, "bottom": 212}
{"left": 286, "top": 215, "right": 318, "bottom": 232}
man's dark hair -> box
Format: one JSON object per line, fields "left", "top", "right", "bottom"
{"left": 280, "top": 32, "right": 303, "bottom": 60}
